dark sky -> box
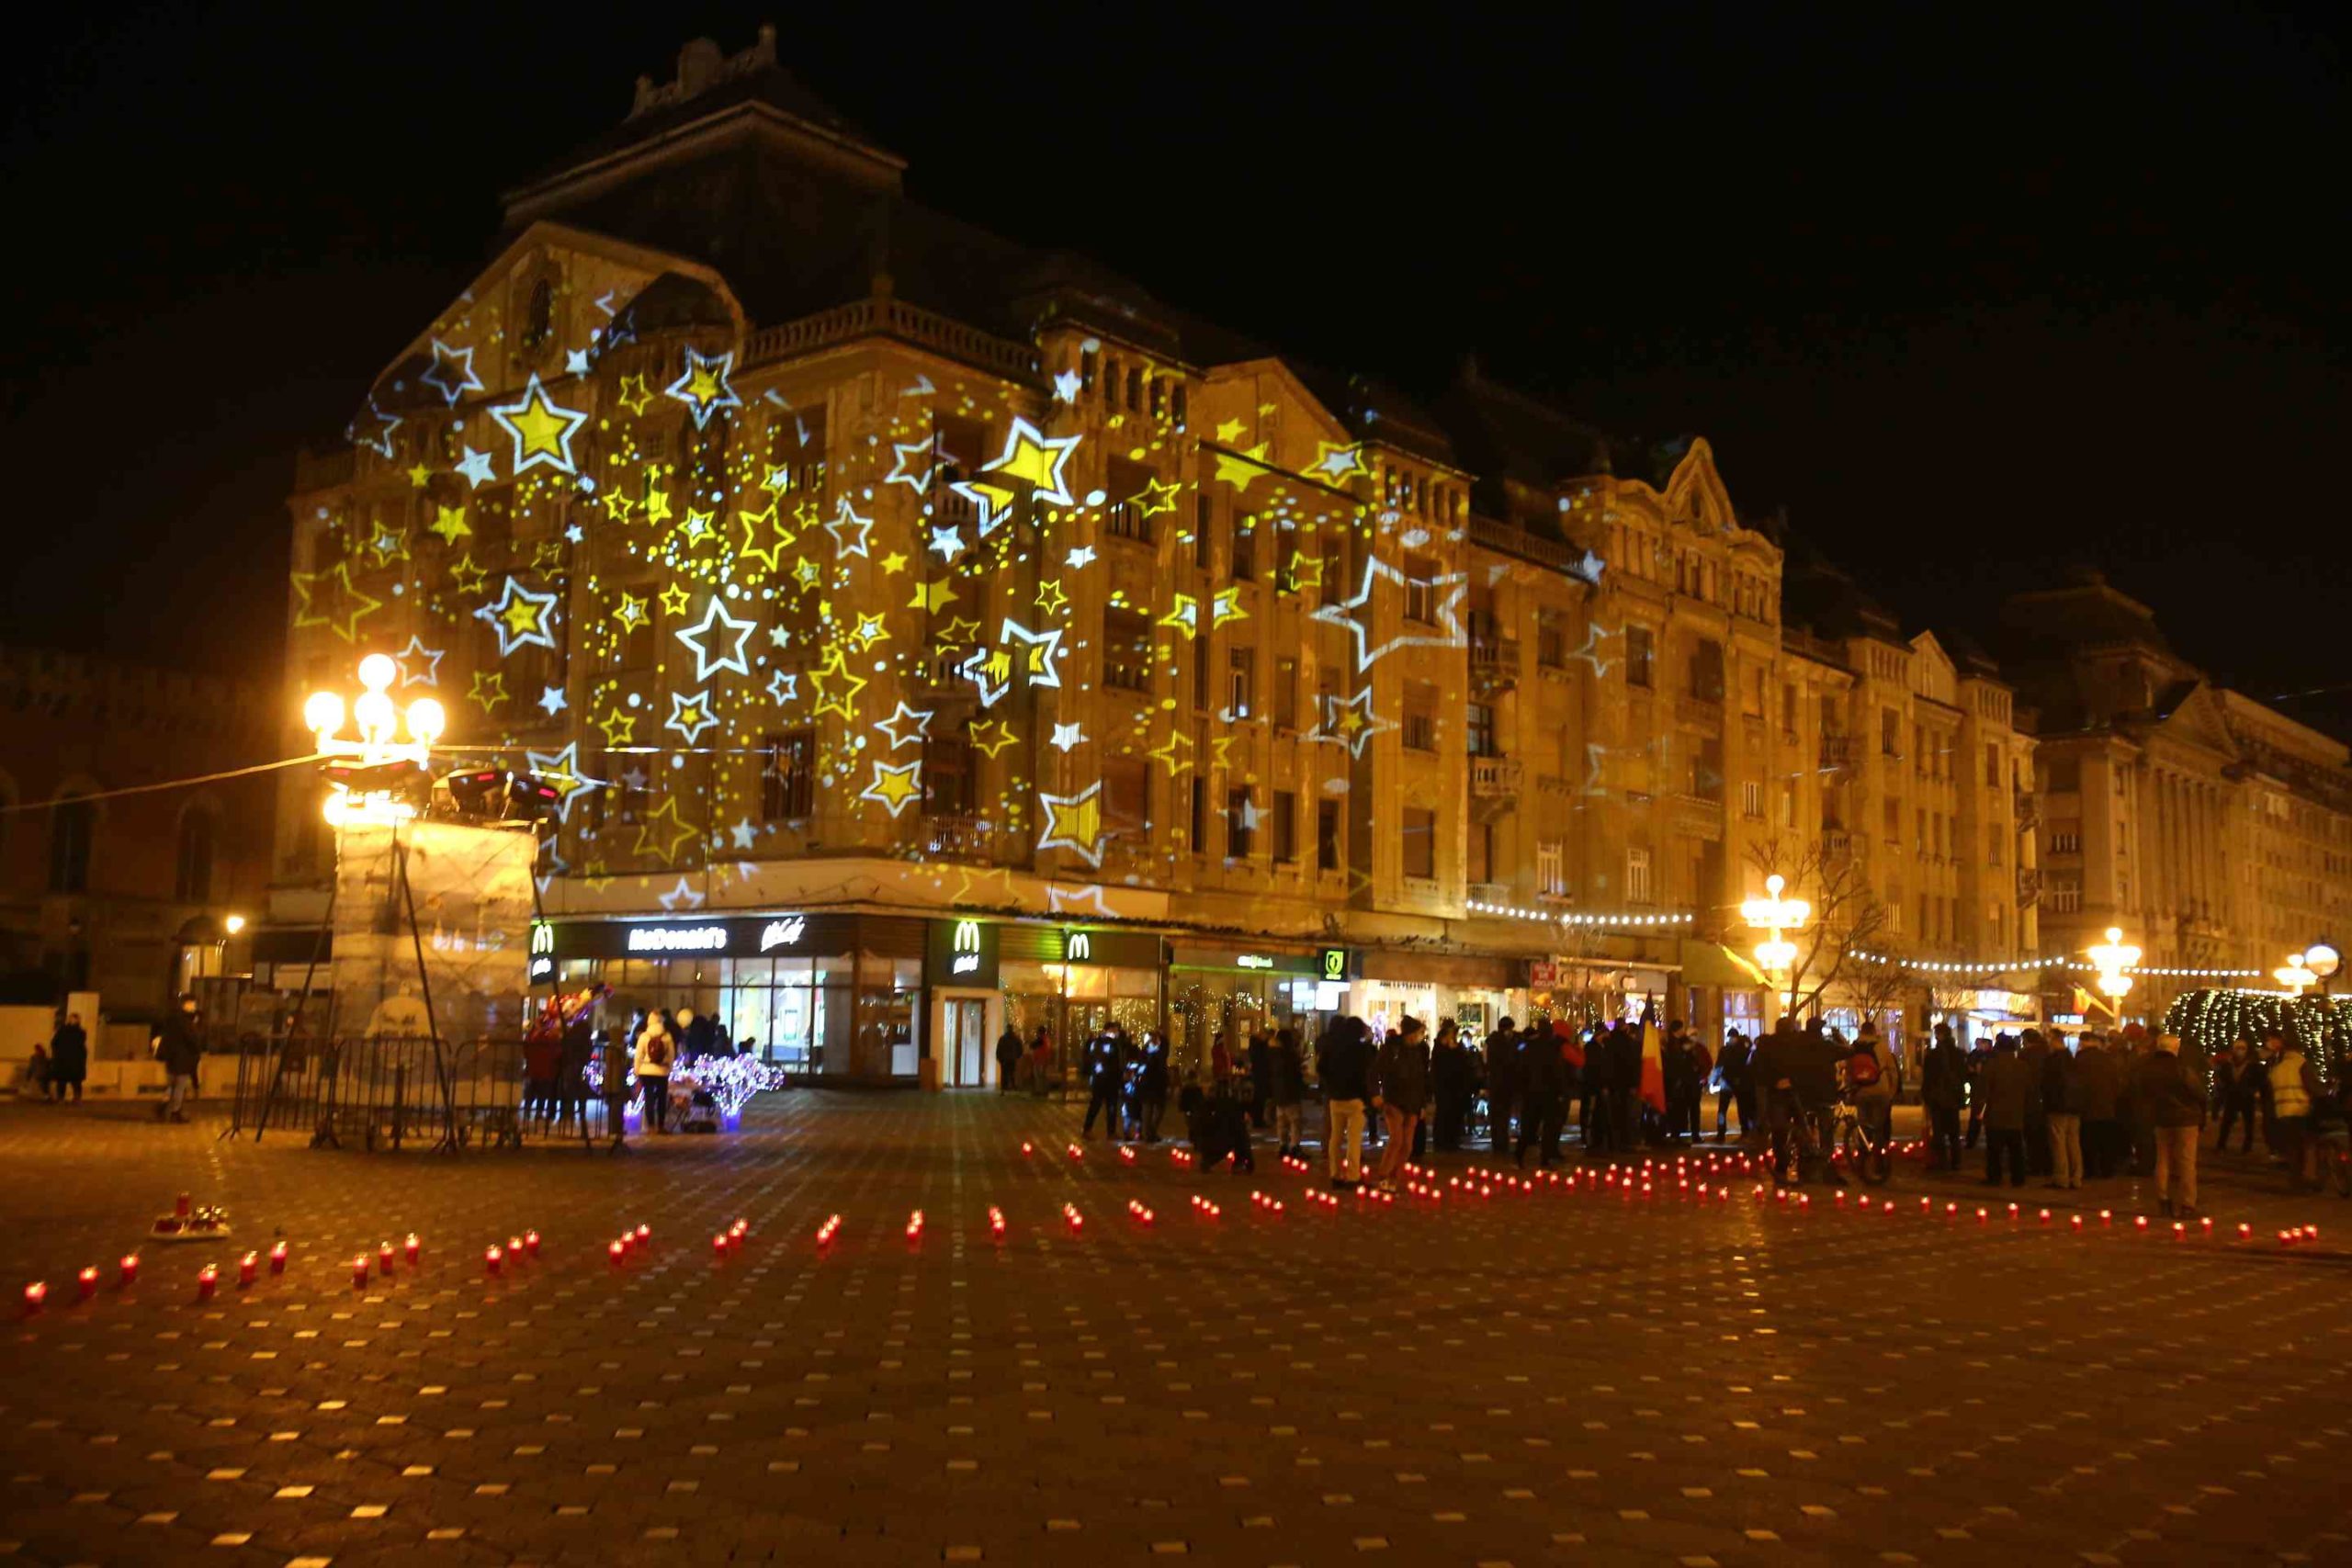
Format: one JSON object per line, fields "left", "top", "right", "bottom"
{"left": 2, "top": 4, "right": 2344, "bottom": 731}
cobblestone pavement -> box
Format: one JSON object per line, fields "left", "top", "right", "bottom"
{"left": 3, "top": 1093, "right": 2350, "bottom": 1568}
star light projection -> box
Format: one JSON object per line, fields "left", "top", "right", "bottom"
{"left": 302, "top": 261, "right": 1523, "bottom": 913}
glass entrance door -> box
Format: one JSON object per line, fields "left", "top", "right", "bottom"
{"left": 947, "top": 998, "right": 988, "bottom": 1087}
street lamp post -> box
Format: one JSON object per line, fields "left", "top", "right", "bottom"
{"left": 2275, "top": 952, "right": 2319, "bottom": 996}
{"left": 1740, "top": 874, "right": 1811, "bottom": 1031}
{"left": 2083, "top": 926, "right": 2142, "bottom": 1022}
{"left": 305, "top": 653, "right": 445, "bottom": 824}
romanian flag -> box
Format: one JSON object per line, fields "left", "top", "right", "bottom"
{"left": 1638, "top": 1005, "right": 1667, "bottom": 1116}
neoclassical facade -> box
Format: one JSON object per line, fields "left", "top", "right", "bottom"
{"left": 267, "top": 33, "right": 2071, "bottom": 1076}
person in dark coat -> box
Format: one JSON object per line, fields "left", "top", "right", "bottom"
{"left": 1980, "top": 1035, "right": 2033, "bottom": 1187}
{"left": 2211, "top": 1038, "right": 2259, "bottom": 1154}
{"left": 153, "top": 997, "right": 204, "bottom": 1122}
{"left": 1270, "top": 1027, "right": 1307, "bottom": 1157}
{"left": 1579, "top": 1027, "right": 1611, "bottom": 1151}
{"left": 1607, "top": 1023, "right": 1641, "bottom": 1149}
{"left": 1197, "top": 1078, "right": 1256, "bottom": 1173}
{"left": 1430, "top": 1021, "right": 1470, "bottom": 1152}
{"left": 1921, "top": 1023, "right": 1966, "bottom": 1170}
{"left": 995, "top": 1025, "right": 1026, "bottom": 1093}
{"left": 1962, "top": 1038, "right": 1993, "bottom": 1149}
{"left": 1247, "top": 1032, "right": 1273, "bottom": 1130}
{"left": 1081, "top": 1029, "right": 1124, "bottom": 1139}
{"left": 2020, "top": 1029, "right": 2052, "bottom": 1176}
{"left": 48, "top": 1012, "right": 88, "bottom": 1103}
{"left": 1484, "top": 1019, "right": 1520, "bottom": 1156}
{"left": 1372, "top": 1017, "right": 1430, "bottom": 1189}
{"left": 1137, "top": 1033, "right": 1171, "bottom": 1143}
{"left": 2075, "top": 1032, "right": 2122, "bottom": 1178}
{"left": 1515, "top": 1022, "right": 1566, "bottom": 1168}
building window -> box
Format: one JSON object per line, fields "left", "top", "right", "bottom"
{"left": 1227, "top": 647, "right": 1255, "bottom": 718}
{"left": 1103, "top": 606, "right": 1152, "bottom": 692}
{"left": 922, "top": 736, "right": 976, "bottom": 817}
{"left": 762, "top": 729, "right": 814, "bottom": 821}
{"left": 1402, "top": 554, "right": 1438, "bottom": 624}
{"left": 2049, "top": 827, "right": 2082, "bottom": 855}
{"left": 1465, "top": 702, "right": 1496, "bottom": 758}
{"left": 1125, "top": 365, "right": 1143, "bottom": 412}
{"left": 1272, "top": 791, "right": 1298, "bottom": 863}
{"left": 1189, "top": 775, "right": 1205, "bottom": 853}
{"left": 2050, "top": 875, "right": 2083, "bottom": 913}
{"left": 1273, "top": 659, "right": 1298, "bottom": 730}
{"left": 1193, "top": 495, "right": 1212, "bottom": 569}
{"left": 1105, "top": 757, "right": 1148, "bottom": 837}
{"left": 1536, "top": 613, "right": 1566, "bottom": 669}
{"left": 49, "top": 793, "right": 94, "bottom": 895}
{"left": 1688, "top": 637, "right": 1725, "bottom": 702}
{"left": 174, "top": 807, "right": 214, "bottom": 902}
{"left": 1626, "top": 626, "right": 1654, "bottom": 688}
{"left": 1741, "top": 780, "right": 1764, "bottom": 820}
{"left": 1191, "top": 637, "right": 1209, "bottom": 711}
{"left": 1318, "top": 534, "right": 1346, "bottom": 608}
{"left": 1403, "top": 682, "right": 1438, "bottom": 752}
{"left": 1231, "top": 516, "right": 1256, "bottom": 581}
{"left": 523, "top": 277, "right": 553, "bottom": 349}
{"left": 1467, "top": 820, "right": 1494, "bottom": 885}
{"left": 1402, "top": 808, "right": 1437, "bottom": 880}
{"left": 1317, "top": 798, "right": 1341, "bottom": 872}
{"left": 1781, "top": 683, "right": 1798, "bottom": 732}
{"left": 1984, "top": 741, "right": 2001, "bottom": 788}
{"left": 1626, "top": 845, "right": 1653, "bottom": 904}
{"left": 1105, "top": 458, "right": 1154, "bottom": 543}
{"left": 1779, "top": 782, "right": 1796, "bottom": 828}
{"left": 1536, "top": 840, "right": 1566, "bottom": 898}
{"left": 1882, "top": 708, "right": 1901, "bottom": 757}
{"left": 1226, "top": 787, "right": 1254, "bottom": 859}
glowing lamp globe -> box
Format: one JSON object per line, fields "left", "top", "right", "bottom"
{"left": 354, "top": 689, "right": 396, "bottom": 742}
{"left": 2305, "top": 941, "right": 2340, "bottom": 980}
{"left": 407, "top": 697, "right": 446, "bottom": 746}
{"left": 303, "top": 691, "right": 345, "bottom": 738}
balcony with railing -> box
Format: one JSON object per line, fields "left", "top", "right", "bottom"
{"left": 2012, "top": 788, "right": 2039, "bottom": 829}
{"left": 918, "top": 812, "right": 1021, "bottom": 866}
{"left": 1468, "top": 636, "right": 1520, "bottom": 694}
{"left": 742, "top": 292, "right": 1043, "bottom": 385}
{"left": 1820, "top": 734, "right": 1858, "bottom": 771}
{"left": 1823, "top": 828, "right": 1859, "bottom": 863}
{"left": 1469, "top": 755, "right": 1522, "bottom": 821}
{"left": 1671, "top": 792, "right": 1724, "bottom": 841}
{"left": 2016, "top": 866, "right": 2041, "bottom": 907}
{"left": 1675, "top": 694, "right": 1724, "bottom": 734}
{"left": 1467, "top": 880, "right": 1512, "bottom": 907}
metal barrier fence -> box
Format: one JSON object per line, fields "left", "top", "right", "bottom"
{"left": 219, "top": 1035, "right": 616, "bottom": 1153}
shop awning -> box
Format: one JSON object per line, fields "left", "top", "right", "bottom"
{"left": 1679, "top": 939, "right": 1767, "bottom": 988}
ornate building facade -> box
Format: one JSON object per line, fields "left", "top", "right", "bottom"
{"left": 270, "top": 33, "right": 2062, "bottom": 1078}
{"left": 1999, "top": 572, "right": 2352, "bottom": 1021}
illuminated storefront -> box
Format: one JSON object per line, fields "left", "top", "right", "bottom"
{"left": 1000, "top": 927, "right": 1168, "bottom": 1088}
{"left": 1167, "top": 944, "right": 1333, "bottom": 1072}
{"left": 1344, "top": 950, "right": 1524, "bottom": 1050}
{"left": 541, "top": 912, "right": 922, "bottom": 1082}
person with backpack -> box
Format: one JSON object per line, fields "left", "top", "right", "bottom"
{"left": 634, "top": 1010, "right": 675, "bottom": 1134}
{"left": 2041, "top": 1033, "right": 2083, "bottom": 1189}
{"left": 1847, "top": 1020, "right": 1896, "bottom": 1158}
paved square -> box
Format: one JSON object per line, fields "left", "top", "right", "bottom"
{"left": 3, "top": 1095, "right": 2349, "bottom": 1566}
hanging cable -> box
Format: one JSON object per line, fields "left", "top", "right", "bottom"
{"left": 0, "top": 753, "right": 328, "bottom": 815}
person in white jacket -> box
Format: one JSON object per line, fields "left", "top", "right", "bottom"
{"left": 635, "top": 1011, "right": 676, "bottom": 1134}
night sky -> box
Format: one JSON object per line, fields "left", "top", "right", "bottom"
{"left": 1, "top": 4, "right": 2343, "bottom": 733}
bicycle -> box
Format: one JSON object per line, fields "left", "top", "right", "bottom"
{"left": 1838, "top": 1095, "right": 1892, "bottom": 1186}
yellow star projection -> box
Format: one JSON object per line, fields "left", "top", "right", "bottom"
{"left": 429, "top": 504, "right": 471, "bottom": 545}
{"left": 290, "top": 563, "right": 382, "bottom": 643}
{"left": 633, "top": 796, "right": 701, "bottom": 862}
{"left": 970, "top": 719, "right": 1020, "bottom": 759}
{"left": 469, "top": 669, "right": 509, "bottom": 714}
{"left": 595, "top": 708, "right": 637, "bottom": 748}
{"left": 1035, "top": 784, "right": 1104, "bottom": 867}
{"left": 980, "top": 417, "right": 1080, "bottom": 505}
{"left": 737, "top": 501, "right": 792, "bottom": 573}
{"left": 489, "top": 374, "right": 588, "bottom": 475}
{"left": 808, "top": 647, "right": 867, "bottom": 721}
{"left": 857, "top": 760, "right": 923, "bottom": 818}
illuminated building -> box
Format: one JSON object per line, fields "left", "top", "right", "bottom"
{"left": 272, "top": 31, "right": 2064, "bottom": 1077}
{"left": 1998, "top": 570, "right": 2352, "bottom": 1020}
{"left": 0, "top": 647, "right": 274, "bottom": 1023}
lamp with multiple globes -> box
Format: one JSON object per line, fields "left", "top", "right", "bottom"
{"left": 2275, "top": 952, "right": 2319, "bottom": 995}
{"left": 2085, "top": 926, "right": 2142, "bottom": 1013}
{"left": 307, "top": 655, "right": 445, "bottom": 826}
{"left": 1740, "top": 874, "right": 1811, "bottom": 1020}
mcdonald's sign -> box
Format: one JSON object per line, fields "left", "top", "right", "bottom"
{"left": 527, "top": 920, "right": 556, "bottom": 985}
{"left": 927, "top": 917, "right": 999, "bottom": 987}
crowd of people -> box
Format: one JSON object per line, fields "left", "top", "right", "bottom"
{"left": 1060, "top": 1010, "right": 2346, "bottom": 1210}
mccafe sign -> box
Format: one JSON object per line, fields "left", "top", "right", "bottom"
{"left": 925, "top": 917, "right": 1000, "bottom": 987}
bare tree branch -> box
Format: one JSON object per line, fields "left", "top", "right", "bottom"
{"left": 1744, "top": 834, "right": 1887, "bottom": 1022}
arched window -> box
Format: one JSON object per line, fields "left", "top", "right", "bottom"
{"left": 175, "top": 807, "right": 216, "bottom": 903}
{"left": 49, "top": 792, "right": 94, "bottom": 895}
{"left": 524, "top": 277, "right": 554, "bottom": 349}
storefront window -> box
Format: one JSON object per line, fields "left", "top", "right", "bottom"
{"left": 857, "top": 953, "right": 922, "bottom": 1078}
